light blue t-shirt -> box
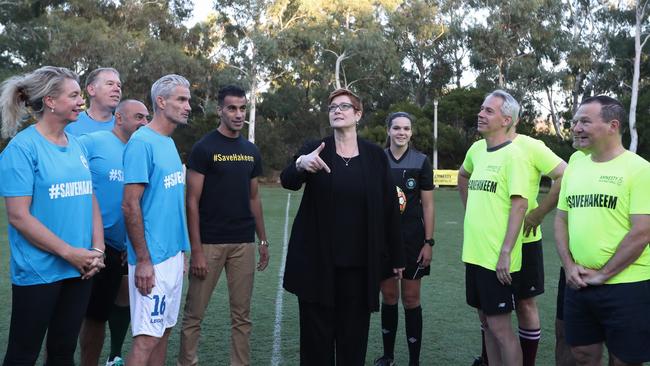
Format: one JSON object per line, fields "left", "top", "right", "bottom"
{"left": 65, "top": 111, "right": 115, "bottom": 136}
{"left": 123, "top": 126, "right": 189, "bottom": 265}
{"left": 0, "top": 125, "right": 94, "bottom": 285}
{"left": 78, "top": 130, "right": 127, "bottom": 251}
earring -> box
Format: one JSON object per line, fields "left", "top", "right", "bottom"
{"left": 50, "top": 107, "right": 55, "bottom": 113}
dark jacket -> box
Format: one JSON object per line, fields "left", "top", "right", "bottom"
{"left": 281, "top": 135, "right": 405, "bottom": 312}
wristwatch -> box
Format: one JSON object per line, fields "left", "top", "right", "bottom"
{"left": 259, "top": 240, "right": 269, "bottom": 247}
{"left": 424, "top": 238, "right": 435, "bottom": 247}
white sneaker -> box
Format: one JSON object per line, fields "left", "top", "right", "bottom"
{"left": 106, "top": 356, "right": 125, "bottom": 366}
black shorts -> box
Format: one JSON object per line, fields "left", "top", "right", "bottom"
{"left": 86, "top": 245, "right": 127, "bottom": 321}
{"left": 564, "top": 279, "right": 650, "bottom": 364}
{"left": 514, "top": 240, "right": 545, "bottom": 300}
{"left": 381, "top": 258, "right": 430, "bottom": 281}
{"left": 465, "top": 263, "right": 520, "bottom": 316}
{"left": 382, "top": 247, "right": 431, "bottom": 281}
{"left": 556, "top": 267, "right": 566, "bottom": 320}
{"left": 382, "top": 220, "right": 430, "bottom": 280}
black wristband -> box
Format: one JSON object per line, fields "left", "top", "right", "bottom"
{"left": 424, "top": 238, "right": 435, "bottom": 247}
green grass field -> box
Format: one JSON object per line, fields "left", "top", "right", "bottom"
{"left": 0, "top": 187, "right": 565, "bottom": 365}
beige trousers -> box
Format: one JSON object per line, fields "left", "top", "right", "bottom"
{"left": 177, "top": 243, "right": 255, "bottom": 366}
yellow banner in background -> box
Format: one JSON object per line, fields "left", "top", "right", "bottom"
{"left": 434, "top": 170, "right": 459, "bottom": 186}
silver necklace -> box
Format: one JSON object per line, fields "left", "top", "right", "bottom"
{"left": 340, "top": 155, "right": 352, "bottom": 166}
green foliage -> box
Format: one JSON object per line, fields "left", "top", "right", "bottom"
{"left": 468, "top": 0, "right": 566, "bottom": 88}
{"left": 255, "top": 84, "right": 328, "bottom": 171}
{"left": 620, "top": 89, "right": 650, "bottom": 161}
{"left": 530, "top": 132, "right": 575, "bottom": 163}
{"left": 1, "top": 0, "right": 649, "bottom": 171}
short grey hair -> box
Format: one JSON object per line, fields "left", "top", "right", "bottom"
{"left": 150, "top": 74, "right": 190, "bottom": 112}
{"left": 488, "top": 89, "right": 520, "bottom": 127}
{"left": 85, "top": 67, "right": 120, "bottom": 89}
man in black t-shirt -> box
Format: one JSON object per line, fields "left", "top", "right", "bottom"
{"left": 177, "top": 85, "right": 269, "bottom": 366}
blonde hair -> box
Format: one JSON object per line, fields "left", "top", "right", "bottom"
{"left": 0, "top": 66, "right": 79, "bottom": 138}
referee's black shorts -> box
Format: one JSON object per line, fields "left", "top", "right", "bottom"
{"left": 381, "top": 220, "right": 430, "bottom": 281}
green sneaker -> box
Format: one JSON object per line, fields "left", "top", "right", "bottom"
{"left": 106, "top": 356, "right": 125, "bottom": 366}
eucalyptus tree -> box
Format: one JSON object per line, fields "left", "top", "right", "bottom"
{"left": 628, "top": 0, "right": 649, "bottom": 152}
{"left": 466, "top": 0, "right": 565, "bottom": 89}
{"left": 386, "top": 0, "right": 450, "bottom": 107}
{"left": 207, "top": 0, "right": 314, "bottom": 142}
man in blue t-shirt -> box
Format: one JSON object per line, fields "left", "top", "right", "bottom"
{"left": 122, "top": 75, "right": 191, "bottom": 366}
{"left": 178, "top": 85, "right": 269, "bottom": 366}
{"left": 78, "top": 99, "right": 149, "bottom": 366}
{"left": 66, "top": 67, "right": 122, "bottom": 136}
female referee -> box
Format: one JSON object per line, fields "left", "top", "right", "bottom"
{"left": 374, "top": 112, "right": 435, "bottom": 366}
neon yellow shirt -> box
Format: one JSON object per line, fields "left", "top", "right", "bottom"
{"left": 462, "top": 141, "right": 529, "bottom": 272}
{"left": 465, "top": 135, "right": 563, "bottom": 243}
{"left": 558, "top": 151, "right": 650, "bottom": 284}
{"left": 568, "top": 150, "right": 588, "bottom": 164}
{"left": 514, "top": 135, "right": 563, "bottom": 242}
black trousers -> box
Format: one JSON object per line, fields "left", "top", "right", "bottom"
{"left": 298, "top": 267, "right": 371, "bottom": 366}
{"left": 3, "top": 277, "right": 92, "bottom": 366}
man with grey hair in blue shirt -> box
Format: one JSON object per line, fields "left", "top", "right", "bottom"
{"left": 122, "top": 75, "right": 191, "bottom": 365}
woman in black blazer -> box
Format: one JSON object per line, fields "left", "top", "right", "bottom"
{"left": 281, "top": 88, "right": 405, "bottom": 366}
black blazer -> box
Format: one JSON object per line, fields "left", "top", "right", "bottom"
{"left": 281, "top": 135, "right": 405, "bottom": 312}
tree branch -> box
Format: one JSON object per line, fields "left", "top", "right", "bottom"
{"left": 347, "top": 77, "right": 373, "bottom": 88}
{"left": 225, "top": 63, "right": 249, "bottom": 77}
{"left": 641, "top": 33, "right": 650, "bottom": 49}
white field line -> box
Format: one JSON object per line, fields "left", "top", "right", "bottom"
{"left": 271, "top": 193, "right": 291, "bottom": 366}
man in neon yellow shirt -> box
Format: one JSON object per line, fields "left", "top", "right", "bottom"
{"left": 467, "top": 109, "right": 567, "bottom": 366}
{"left": 555, "top": 95, "right": 650, "bottom": 365}
{"left": 459, "top": 90, "right": 529, "bottom": 366}
{"left": 512, "top": 133, "right": 565, "bottom": 366}
{"left": 554, "top": 123, "right": 589, "bottom": 366}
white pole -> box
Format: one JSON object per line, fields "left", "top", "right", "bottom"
{"left": 433, "top": 99, "right": 439, "bottom": 170}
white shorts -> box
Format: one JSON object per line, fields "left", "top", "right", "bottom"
{"left": 128, "top": 251, "right": 184, "bottom": 337}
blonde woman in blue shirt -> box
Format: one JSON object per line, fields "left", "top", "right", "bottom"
{"left": 0, "top": 66, "right": 105, "bottom": 365}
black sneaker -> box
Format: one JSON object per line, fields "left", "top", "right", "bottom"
{"left": 374, "top": 356, "right": 396, "bottom": 366}
{"left": 472, "top": 356, "right": 487, "bottom": 366}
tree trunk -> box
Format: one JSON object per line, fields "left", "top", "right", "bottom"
{"left": 334, "top": 50, "right": 347, "bottom": 89}
{"left": 248, "top": 44, "right": 258, "bottom": 143}
{"left": 248, "top": 77, "right": 257, "bottom": 143}
{"left": 571, "top": 72, "right": 584, "bottom": 115}
{"left": 545, "top": 86, "right": 564, "bottom": 139}
{"left": 629, "top": 0, "right": 648, "bottom": 153}
{"left": 416, "top": 59, "right": 427, "bottom": 107}
{"left": 497, "top": 59, "right": 505, "bottom": 87}
{"left": 454, "top": 50, "right": 462, "bottom": 88}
